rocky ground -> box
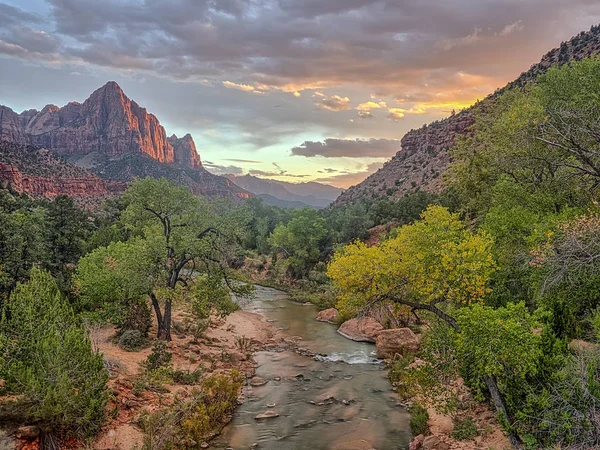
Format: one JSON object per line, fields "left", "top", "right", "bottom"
{"left": 5, "top": 307, "right": 288, "bottom": 450}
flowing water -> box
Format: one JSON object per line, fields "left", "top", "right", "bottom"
{"left": 212, "top": 286, "right": 411, "bottom": 450}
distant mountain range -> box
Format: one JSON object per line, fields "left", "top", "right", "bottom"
{"left": 0, "top": 81, "right": 249, "bottom": 202}
{"left": 226, "top": 174, "right": 343, "bottom": 208}
{"left": 332, "top": 24, "right": 600, "bottom": 207}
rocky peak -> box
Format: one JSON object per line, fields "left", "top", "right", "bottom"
{"left": 168, "top": 133, "right": 202, "bottom": 169}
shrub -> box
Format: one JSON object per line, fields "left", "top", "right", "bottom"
{"left": 409, "top": 403, "right": 429, "bottom": 436}
{"left": 144, "top": 340, "right": 172, "bottom": 371}
{"left": 0, "top": 268, "right": 108, "bottom": 438}
{"left": 118, "top": 329, "right": 146, "bottom": 351}
{"left": 172, "top": 369, "right": 202, "bottom": 386}
{"left": 141, "top": 370, "right": 243, "bottom": 449}
{"left": 452, "top": 417, "right": 478, "bottom": 440}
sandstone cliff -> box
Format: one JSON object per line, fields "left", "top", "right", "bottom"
{"left": 332, "top": 24, "right": 600, "bottom": 207}
{"left": 0, "top": 140, "right": 114, "bottom": 201}
{"left": 0, "top": 82, "right": 250, "bottom": 201}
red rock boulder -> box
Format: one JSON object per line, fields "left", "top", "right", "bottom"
{"left": 316, "top": 308, "right": 339, "bottom": 324}
{"left": 337, "top": 317, "right": 383, "bottom": 343}
{"left": 375, "top": 328, "right": 420, "bottom": 359}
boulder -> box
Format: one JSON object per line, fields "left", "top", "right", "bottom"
{"left": 255, "top": 410, "right": 279, "bottom": 420}
{"left": 408, "top": 434, "right": 425, "bottom": 450}
{"left": 337, "top": 317, "right": 383, "bottom": 343}
{"left": 316, "top": 308, "right": 339, "bottom": 324}
{"left": 422, "top": 436, "right": 440, "bottom": 450}
{"left": 249, "top": 376, "right": 268, "bottom": 387}
{"left": 375, "top": 328, "right": 420, "bottom": 359}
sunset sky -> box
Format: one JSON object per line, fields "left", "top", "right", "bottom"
{"left": 2, "top": 1, "right": 600, "bottom": 188}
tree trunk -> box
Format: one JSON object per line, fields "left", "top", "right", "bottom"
{"left": 162, "top": 299, "right": 172, "bottom": 341}
{"left": 150, "top": 292, "right": 165, "bottom": 339}
{"left": 485, "top": 375, "right": 522, "bottom": 448}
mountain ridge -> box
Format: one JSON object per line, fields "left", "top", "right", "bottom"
{"left": 332, "top": 24, "right": 600, "bottom": 207}
{"left": 227, "top": 174, "right": 343, "bottom": 208}
{"left": 0, "top": 82, "right": 249, "bottom": 201}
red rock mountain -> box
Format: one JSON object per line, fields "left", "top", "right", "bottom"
{"left": 332, "top": 24, "right": 600, "bottom": 207}
{"left": 0, "top": 82, "right": 248, "bottom": 201}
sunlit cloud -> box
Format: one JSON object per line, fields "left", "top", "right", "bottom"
{"left": 313, "top": 92, "right": 352, "bottom": 111}
{"left": 356, "top": 101, "right": 387, "bottom": 111}
{"left": 222, "top": 81, "right": 266, "bottom": 94}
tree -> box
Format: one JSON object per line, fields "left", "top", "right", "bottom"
{"left": 75, "top": 237, "right": 158, "bottom": 334}
{"left": 0, "top": 268, "right": 107, "bottom": 442}
{"left": 454, "top": 303, "right": 541, "bottom": 434}
{"left": 328, "top": 205, "right": 496, "bottom": 324}
{"left": 327, "top": 206, "right": 530, "bottom": 444}
{"left": 268, "top": 207, "right": 327, "bottom": 278}
{"left": 81, "top": 177, "right": 247, "bottom": 341}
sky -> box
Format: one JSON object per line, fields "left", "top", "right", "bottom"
{"left": 1, "top": 1, "right": 600, "bottom": 188}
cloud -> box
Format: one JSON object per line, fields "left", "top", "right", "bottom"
{"left": 500, "top": 20, "right": 524, "bottom": 36}
{"left": 222, "top": 81, "right": 266, "bottom": 94}
{"left": 314, "top": 162, "right": 384, "bottom": 189}
{"left": 203, "top": 162, "right": 244, "bottom": 176}
{"left": 436, "top": 27, "right": 483, "bottom": 51}
{"left": 356, "top": 101, "right": 386, "bottom": 111}
{"left": 249, "top": 169, "right": 310, "bottom": 178}
{"left": 387, "top": 108, "right": 406, "bottom": 120}
{"left": 357, "top": 111, "right": 374, "bottom": 119}
{"left": 224, "top": 158, "right": 263, "bottom": 163}
{"left": 313, "top": 92, "right": 351, "bottom": 111}
{"left": 292, "top": 138, "right": 400, "bottom": 158}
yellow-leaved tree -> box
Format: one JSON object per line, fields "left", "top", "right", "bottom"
{"left": 327, "top": 205, "right": 496, "bottom": 329}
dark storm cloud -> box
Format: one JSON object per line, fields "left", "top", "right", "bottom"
{"left": 292, "top": 138, "right": 400, "bottom": 158}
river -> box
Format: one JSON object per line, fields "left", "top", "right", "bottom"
{"left": 211, "top": 285, "right": 411, "bottom": 450}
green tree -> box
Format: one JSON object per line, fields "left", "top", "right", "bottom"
{"left": 268, "top": 207, "right": 327, "bottom": 278}
{"left": 80, "top": 177, "right": 248, "bottom": 341}
{"left": 0, "top": 268, "right": 107, "bottom": 439}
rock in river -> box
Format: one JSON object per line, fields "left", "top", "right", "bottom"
{"left": 337, "top": 317, "right": 383, "bottom": 343}
{"left": 316, "top": 308, "right": 339, "bottom": 324}
{"left": 255, "top": 410, "right": 279, "bottom": 420}
{"left": 375, "top": 328, "right": 420, "bottom": 359}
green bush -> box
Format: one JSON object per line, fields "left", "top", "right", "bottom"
{"left": 144, "top": 340, "right": 172, "bottom": 371}
{"left": 0, "top": 268, "right": 108, "bottom": 438}
{"left": 452, "top": 417, "right": 478, "bottom": 440}
{"left": 118, "top": 329, "right": 146, "bottom": 351}
{"left": 141, "top": 370, "right": 243, "bottom": 449}
{"left": 172, "top": 369, "right": 202, "bottom": 385}
{"left": 409, "top": 403, "right": 429, "bottom": 436}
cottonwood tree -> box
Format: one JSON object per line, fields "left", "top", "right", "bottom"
{"left": 328, "top": 206, "right": 525, "bottom": 445}
{"left": 79, "top": 177, "right": 248, "bottom": 341}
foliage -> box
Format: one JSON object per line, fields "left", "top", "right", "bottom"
{"left": 268, "top": 207, "right": 328, "bottom": 278}
{"left": 190, "top": 274, "right": 244, "bottom": 340}
{"left": 390, "top": 317, "right": 460, "bottom": 409}
{"left": 408, "top": 403, "right": 429, "bottom": 436}
{"left": 0, "top": 268, "right": 107, "bottom": 437}
{"left": 141, "top": 370, "right": 243, "bottom": 449}
{"left": 328, "top": 205, "right": 496, "bottom": 320}
{"left": 454, "top": 303, "right": 541, "bottom": 401}
{"left": 118, "top": 329, "right": 146, "bottom": 352}
{"left": 75, "top": 237, "right": 156, "bottom": 334}
{"left": 172, "top": 368, "right": 202, "bottom": 386}
{"left": 452, "top": 417, "right": 478, "bottom": 440}
{"left": 144, "top": 340, "right": 173, "bottom": 372}
{"left": 516, "top": 348, "right": 600, "bottom": 448}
